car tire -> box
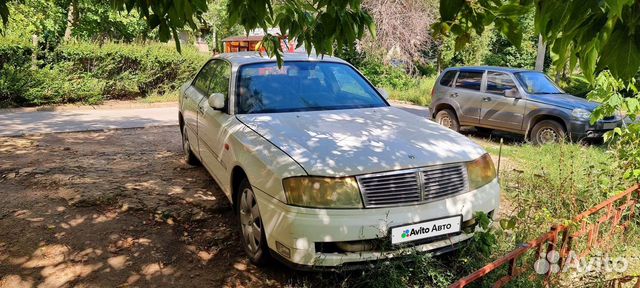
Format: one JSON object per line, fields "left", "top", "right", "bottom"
{"left": 530, "top": 120, "right": 566, "bottom": 145}
{"left": 181, "top": 125, "right": 201, "bottom": 166}
{"left": 236, "top": 178, "right": 270, "bottom": 265}
{"left": 435, "top": 109, "right": 460, "bottom": 132}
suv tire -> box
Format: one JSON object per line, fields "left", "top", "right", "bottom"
{"left": 435, "top": 109, "right": 460, "bottom": 132}
{"left": 530, "top": 120, "right": 566, "bottom": 145}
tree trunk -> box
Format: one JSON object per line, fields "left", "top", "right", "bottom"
{"left": 63, "top": 0, "right": 78, "bottom": 42}
{"left": 535, "top": 34, "right": 546, "bottom": 72}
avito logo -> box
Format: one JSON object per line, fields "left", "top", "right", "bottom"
{"left": 400, "top": 223, "right": 452, "bottom": 238}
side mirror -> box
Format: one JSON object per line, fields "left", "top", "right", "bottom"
{"left": 208, "top": 93, "right": 225, "bottom": 110}
{"left": 504, "top": 88, "right": 521, "bottom": 99}
{"left": 377, "top": 87, "right": 390, "bottom": 100}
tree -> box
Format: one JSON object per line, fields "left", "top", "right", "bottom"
{"left": 1, "top": 0, "right": 374, "bottom": 60}
{"left": 360, "top": 0, "right": 437, "bottom": 68}
{"left": 433, "top": 0, "right": 639, "bottom": 83}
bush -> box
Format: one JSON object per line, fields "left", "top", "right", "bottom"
{"left": 0, "top": 41, "right": 209, "bottom": 107}
{"left": 357, "top": 58, "right": 415, "bottom": 90}
{"left": 54, "top": 42, "right": 209, "bottom": 99}
{"left": 0, "top": 36, "right": 32, "bottom": 67}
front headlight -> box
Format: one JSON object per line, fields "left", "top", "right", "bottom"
{"left": 282, "top": 177, "right": 363, "bottom": 208}
{"left": 467, "top": 154, "right": 497, "bottom": 191}
{"left": 572, "top": 108, "right": 592, "bottom": 120}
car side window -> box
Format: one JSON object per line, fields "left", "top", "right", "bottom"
{"left": 193, "top": 61, "right": 215, "bottom": 94}
{"left": 454, "top": 71, "right": 483, "bottom": 91}
{"left": 486, "top": 71, "right": 517, "bottom": 95}
{"left": 208, "top": 60, "right": 231, "bottom": 98}
{"left": 439, "top": 70, "right": 457, "bottom": 87}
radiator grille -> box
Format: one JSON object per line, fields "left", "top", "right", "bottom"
{"left": 357, "top": 164, "right": 468, "bottom": 208}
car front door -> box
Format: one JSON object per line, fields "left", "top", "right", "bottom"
{"left": 452, "top": 70, "right": 485, "bottom": 125}
{"left": 183, "top": 60, "right": 216, "bottom": 157}
{"left": 480, "top": 71, "right": 525, "bottom": 131}
{"left": 196, "top": 60, "right": 233, "bottom": 185}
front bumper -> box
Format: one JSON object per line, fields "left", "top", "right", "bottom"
{"left": 567, "top": 118, "right": 622, "bottom": 140}
{"left": 255, "top": 179, "right": 500, "bottom": 268}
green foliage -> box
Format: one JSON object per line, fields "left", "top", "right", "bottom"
{"left": 4, "top": 0, "right": 66, "bottom": 45}
{"left": 386, "top": 77, "right": 435, "bottom": 106}
{"left": 0, "top": 40, "right": 209, "bottom": 107}
{"left": 0, "top": 36, "right": 32, "bottom": 67}
{"left": 435, "top": 0, "right": 640, "bottom": 83}
{"left": 588, "top": 71, "right": 640, "bottom": 183}
{"left": 356, "top": 58, "right": 414, "bottom": 90}
{"left": 557, "top": 75, "right": 591, "bottom": 98}
{"left": 72, "top": 1, "right": 149, "bottom": 42}
{"left": 0, "top": 65, "right": 35, "bottom": 107}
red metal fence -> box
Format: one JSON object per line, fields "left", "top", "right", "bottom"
{"left": 450, "top": 184, "right": 640, "bottom": 288}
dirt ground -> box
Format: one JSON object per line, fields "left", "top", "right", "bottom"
{"left": 0, "top": 126, "right": 296, "bottom": 288}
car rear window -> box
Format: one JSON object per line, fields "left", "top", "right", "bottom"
{"left": 439, "top": 70, "right": 457, "bottom": 87}
{"left": 455, "top": 71, "right": 483, "bottom": 91}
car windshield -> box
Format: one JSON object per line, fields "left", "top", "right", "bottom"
{"left": 514, "top": 71, "right": 564, "bottom": 94}
{"left": 236, "top": 62, "right": 387, "bottom": 114}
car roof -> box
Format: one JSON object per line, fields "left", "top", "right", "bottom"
{"left": 446, "top": 66, "right": 533, "bottom": 73}
{"left": 214, "top": 51, "right": 349, "bottom": 66}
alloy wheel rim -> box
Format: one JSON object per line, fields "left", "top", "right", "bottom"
{"left": 182, "top": 129, "right": 190, "bottom": 158}
{"left": 239, "top": 188, "right": 262, "bottom": 254}
{"left": 538, "top": 128, "right": 558, "bottom": 144}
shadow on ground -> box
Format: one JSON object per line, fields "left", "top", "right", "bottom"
{"left": 0, "top": 126, "right": 294, "bottom": 288}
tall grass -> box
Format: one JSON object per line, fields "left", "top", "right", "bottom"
{"left": 385, "top": 76, "right": 436, "bottom": 106}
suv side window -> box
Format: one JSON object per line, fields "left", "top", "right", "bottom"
{"left": 455, "top": 71, "right": 483, "bottom": 91}
{"left": 439, "top": 70, "right": 457, "bottom": 87}
{"left": 486, "top": 71, "right": 517, "bottom": 95}
{"left": 193, "top": 61, "right": 215, "bottom": 93}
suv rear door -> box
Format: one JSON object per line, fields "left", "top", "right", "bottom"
{"left": 452, "top": 69, "right": 485, "bottom": 124}
{"left": 480, "top": 71, "right": 525, "bottom": 131}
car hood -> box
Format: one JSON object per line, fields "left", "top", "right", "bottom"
{"left": 527, "top": 93, "right": 599, "bottom": 111}
{"left": 236, "top": 107, "right": 486, "bottom": 176}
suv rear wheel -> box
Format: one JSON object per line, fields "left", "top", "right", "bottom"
{"left": 530, "top": 120, "right": 566, "bottom": 145}
{"left": 435, "top": 109, "right": 460, "bottom": 132}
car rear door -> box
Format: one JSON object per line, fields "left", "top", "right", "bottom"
{"left": 452, "top": 69, "right": 485, "bottom": 124}
{"left": 183, "top": 60, "right": 215, "bottom": 156}
{"left": 196, "top": 60, "right": 234, "bottom": 185}
{"left": 480, "top": 71, "right": 525, "bottom": 131}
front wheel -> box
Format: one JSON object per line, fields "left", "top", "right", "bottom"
{"left": 237, "top": 178, "right": 270, "bottom": 265}
{"left": 530, "top": 120, "right": 566, "bottom": 145}
{"left": 435, "top": 109, "right": 460, "bottom": 132}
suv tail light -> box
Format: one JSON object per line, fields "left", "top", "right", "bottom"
{"left": 431, "top": 85, "right": 436, "bottom": 98}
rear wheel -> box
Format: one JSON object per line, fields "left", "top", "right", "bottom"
{"left": 530, "top": 120, "right": 566, "bottom": 145}
{"left": 182, "top": 125, "right": 200, "bottom": 166}
{"left": 237, "top": 178, "right": 270, "bottom": 265}
{"left": 435, "top": 109, "right": 460, "bottom": 132}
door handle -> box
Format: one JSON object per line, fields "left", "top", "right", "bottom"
{"left": 198, "top": 106, "right": 205, "bottom": 114}
{"left": 450, "top": 93, "right": 459, "bottom": 98}
{"left": 482, "top": 97, "right": 492, "bottom": 102}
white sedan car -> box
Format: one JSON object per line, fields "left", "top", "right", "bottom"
{"left": 178, "top": 52, "right": 500, "bottom": 269}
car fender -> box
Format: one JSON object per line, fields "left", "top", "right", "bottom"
{"left": 432, "top": 97, "right": 463, "bottom": 120}
{"left": 223, "top": 121, "right": 307, "bottom": 204}
{"left": 523, "top": 107, "right": 572, "bottom": 137}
